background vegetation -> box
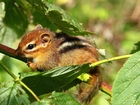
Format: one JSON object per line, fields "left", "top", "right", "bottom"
{"left": 0, "top": 0, "right": 140, "bottom": 105}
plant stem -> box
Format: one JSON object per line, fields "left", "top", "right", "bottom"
{"left": 0, "top": 61, "right": 17, "bottom": 80}
{"left": 101, "top": 82, "right": 112, "bottom": 97}
{"left": 0, "top": 61, "right": 41, "bottom": 102}
{"left": 90, "top": 54, "right": 132, "bottom": 67}
{"left": 18, "top": 80, "right": 41, "bottom": 102}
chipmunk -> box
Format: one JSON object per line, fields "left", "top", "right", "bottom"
{"left": 15, "top": 25, "right": 102, "bottom": 104}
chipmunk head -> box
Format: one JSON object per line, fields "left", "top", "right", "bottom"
{"left": 16, "top": 25, "right": 55, "bottom": 57}
{"left": 15, "top": 25, "right": 56, "bottom": 69}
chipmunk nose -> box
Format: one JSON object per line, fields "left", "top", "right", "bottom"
{"left": 15, "top": 48, "right": 27, "bottom": 63}
{"left": 15, "top": 48, "right": 20, "bottom": 55}
{"left": 15, "top": 48, "right": 24, "bottom": 57}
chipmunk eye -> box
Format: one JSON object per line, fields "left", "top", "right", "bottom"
{"left": 27, "top": 44, "right": 36, "bottom": 50}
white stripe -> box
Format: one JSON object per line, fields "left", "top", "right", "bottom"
{"left": 58, "top": 41, "right": 93, "bottom": 52}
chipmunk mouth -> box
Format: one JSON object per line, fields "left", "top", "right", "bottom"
{"left": 27, "top": 58, "right": 33, "bottom": 62}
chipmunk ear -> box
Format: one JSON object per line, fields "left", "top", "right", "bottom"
{"left": 41, "top": 33, "right": 50, "bottom": 45}
{"left": 35, "top": 24, "right": 43, "bottom": 30}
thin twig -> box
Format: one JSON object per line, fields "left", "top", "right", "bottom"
{"left": 0, "top": 61, "right": 17, "bottom": 80}
{"left": 90, "top": 54, "right": 132, "bottom": 67}
{"left": 18, "top": 80, "right": 41, "bottom": 102}
{"left": 0, "top": 61, "right": 41, "bottom": 102}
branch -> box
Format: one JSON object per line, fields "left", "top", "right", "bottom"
{"left": 0, "top": 43, "right": 26, "bottom": 62}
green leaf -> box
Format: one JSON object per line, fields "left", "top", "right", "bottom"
{"left": 26, "top": 0, "right": 91, "bottom": 35}
{"left": 21, "top": 64, "right": 91, "bottom": 96}
{"left": 2, "top": 0, "right": 29, "bottom": 36}
{"left": 31, "top": 100, "right": 50, "bottom": 105}
{"left": 31, "top": 92, "right": 80, "bottom": 105}
{"left": 130, "top": 41, "right": 140, "bottom": 54}
{"left": 0, "top": 83, "right": 30, "bottom": 105}
{"left": 32, "top": 9, "right": 57, "bottom": 32}
{"left": 50, "top": 92, "right": 80, "bottom": 105}
{"left": 112, "top": 51, "right": 140, "bottom": 105}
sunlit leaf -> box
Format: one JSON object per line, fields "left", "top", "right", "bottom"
{"left": 50, "top": 92, "right": 80, "bottom": 105}
{"left": 112, "top": 51, "right": 140, "bottom": 105}
{"left": 0, "top": 83, "right": 30, "bottom": 105}
{"left": 31, "top": 92, "right": 80, "bottom": 105}
{"left": 31, "top": 100, "right": 50, "bottom": 105}
{"left": 26, "top": 0, "right": 91, "bottom": 35}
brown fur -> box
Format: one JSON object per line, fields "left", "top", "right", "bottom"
{"left": 15, "top": 25, "right": 102, "bottom": 104}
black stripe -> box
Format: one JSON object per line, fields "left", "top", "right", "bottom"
{"left": 56, "top": 32, "right": 94, "bottom": 54}
{"left": 59, "top": 44, "right": 87, "bottom": 54}
{"left": 56, "top": 32, "right": 92, "bottom": 46}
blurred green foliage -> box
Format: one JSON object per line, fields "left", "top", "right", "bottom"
{"left": 0, "top": 0, "right": 140, "bottom": 105}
